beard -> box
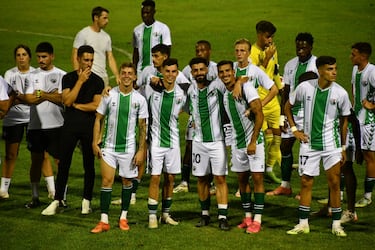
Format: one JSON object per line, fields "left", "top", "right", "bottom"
{"left": 195, "top": 74, "right": 209, "bottom": 85}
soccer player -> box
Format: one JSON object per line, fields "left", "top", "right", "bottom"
{"left": 146, "top": 58, "right": 186, "bottom": 229}
{"left": 0, "top": 76, "right": 10, "bottom": 117}
{"left": 90, "top": 62, "right": 148, "bottom": 233}
{"left": 23, "top": 42, "right": 65, "bottom": 208}
{"left": 286, "top": 56, "right": 351, "bottom": 237}
{"left": 267, "top": 33, "right": 318, "bottom": 196}
{"left": 174, "top": 40, "right": 218, "bottom": 194}
{"left": 132, "top": 0, "right": 172, "bottom": 77}
{"left": 250, "top": 21, "right": 283, "bottom": 184}
{"left": 350, "top": 42, "right": 375, "bottom": 208}
{"left": 187, "top": 57, "right": 229, "bottom": 231}
{"left": 42, "top": 45, "right": 104, "bottom": 216}
{"left": 72, "top": 6, "right": 119, "bottom": 85}
{"left": 218, "top": 60, "right": 265, "bottom": 234}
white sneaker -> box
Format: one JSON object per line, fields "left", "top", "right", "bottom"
{"left": 130, "top": 193, "right": 136, "bottom": 205}
{"left": 41, "top": 200, "right": 59, "bottom": 216}
{"left": 161, "top": 215, "right": 179, "bottom": 226}
{"left": 111, "top": 199, "right": 122, "bottom": 205}
{"left": 355, "top": 197, "right": 372, "bottom": 208}
{"left": 173, "top": 183, "right": 188, "bottom": 193}
{"left": 340, "top": 210, "right": 358, "bottom": 224}
{"left": 287, "top": 223, "right": 310, "bottom": 235}
{"left": 332, "top": 225, "right": 347, "bottom": 237}
{"left": 0, "top": 190, "right": 9, "bottom": 199}
{"left": 149, "top": 215, "right": 158, "bottom": 229}
{"left": 81, "top": 199, "right": 92, "bottom": 215}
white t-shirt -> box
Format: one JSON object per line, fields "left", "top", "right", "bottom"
{"left": 0, "top": 76, "right": 9, "bottom": 101}
{"left": 97, "top": 87, "right": 148, "bottom": 153}
{"left": 289, "top": 79, "right": 351, "bottom": 151}
{"left": 73, "top": 26, "right": 112, "bottom": 79}
{"left": 133, "top": 21, "right": 172, "bottom": 75}
{"left": 3, "top": 66, "right": 35, "bottom": 126}
{"left": 26, "top": 67, "right": 65, "bottom": 130}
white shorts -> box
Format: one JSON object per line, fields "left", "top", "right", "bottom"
{"left": 298, "top": 143, "right": 342, "bottom": 177}
{"left": 223, "top": 123, "right": 233, "bottom": 146}
{"left": 281, "top": 115, "right": 304, "bottom": 139}
{"left": 149, "top": 146, "right": 181, "bottom": 175}
{"left": 185, "top": 116, "right": 194, "bottom": 141}
{"left": 192, "top": 141, "right": 228, "bottom": 176}
{"left": 231, "top": 143, "right": 265, "bottom": 173}
{"left": 361, "top": 123, "right": 375, "bottom": 151}
{"left": 101, "top": 149, "right": 138, "bottom": 178}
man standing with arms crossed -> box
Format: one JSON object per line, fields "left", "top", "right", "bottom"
{"left": 188, "top": 57, "right": 229, "bottom": 231}
{"left": 350, "top": 42, "right": 375, "bottom": 208}
{"left": 133, "top": 0, "right": 172, "bottom": 77}
{"left": 72, "top": 6, "right": 119, "bottom": 86}
{"left": 42, "top": 45, "right": 104, "bottom": 215}
{"left": 24, "top": 42, "right": 65, "bottom": 208}
{"left": 267, "top": 33, "right": 317, "bottom": 196}
{"left": 286, "top": 56, "right": 351, "bottom": 237}
{"left": 146, "top": 58, "right": 186, "bottom": 229}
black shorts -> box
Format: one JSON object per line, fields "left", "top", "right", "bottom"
{"left": 26, "top": 127, "right": 62, "bottom": 159}
{"left": 2, "top": 123, "right": 28, "bottom": 143}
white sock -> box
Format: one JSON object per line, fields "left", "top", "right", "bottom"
{"left": 1, "top": 177, "right": 11, "bottom": 192}
{"left": 299, "top": 218, "right": 309, "bottom": 226}
{"left": 364, "top": 192, "right": 372, "bottom": 200}
{"left": 332, "top": 219, "right": 341, "bottom": 228}
{"left": 281, "top": 181, "right": 290, "bottom": 188}
{"left": 253, "top": 214, "right": 262, "bottom": 223}
{"left": 202, "top": 210, "right": 209, "bottom": 216}
{"left": 120, "top": 210, "right": 128, "bottom": 220}
{"left": 63, "top": 185, "right": 68, "bottom": 200}
{"left": 101, "top": 213, "right": 109, "bottom": 224}
{"left": 45, "top": 176, "right": 55, "bottom": 194}
{"left": 245, "top": 212, "right": 252, "bottom": 218}
{"left": 180, "top": 181, "right": 188, "bottom": 186}
{"left": 266, "top": 166, "right": 273, "bottom": 172}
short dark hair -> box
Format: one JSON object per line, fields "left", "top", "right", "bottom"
{"left": 163, "top": 58, "right": 178, "bottom": 68}
{"left": 352, "top": 42, "right": 372, "bottom": 57}
{"left": 77, "top": 45, "right": 94, "bottom": 57}
{"left": 316, "top": 56, "right": 336, "bottom": 68}
{"left": 217, "top": 60, "right": 234, "bottom": 70}
{"left": 298, "top": 71, "right": 318, "bottom": 84}
{"left": 142, "top": 0, "right": 155, "bottom": 8}
{"left": 189, "top": 57, "right": 209, "bottom": 67}
{"left": 295, "top": 32, "right": 314, "bottom": 46}
{"left": 120, "top": 62, "right": 136, "bottom": 73}
{"left": 256, "top": 20, "right": 276, "bottom": 34}
{"left": 36, "top": 42, "right": 54, "bottom": 54}
{"left": 14, "top": 44, "right": 32, "bottom": 59}
{"left": 151, "top": 44, "right": 170, "bottom": 57}
{"left": 91, "top": 6, "right": 109, "bottom": 21}
{"left": 196, "top": 40, "right": 211, "bottom": 49}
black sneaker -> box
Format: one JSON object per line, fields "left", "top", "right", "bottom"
{"left": 195, "top": 215, "right": 210, "bottom": 227}
{"left": 218, "top": 218, "right": 230, "bottom": 231}
{"left": 25, "top": 198, "right": 41, "bottom": 209}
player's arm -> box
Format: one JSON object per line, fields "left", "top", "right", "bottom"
{"left": 232, "top": 76, "right": 249, "bottom": 100}
{"left": 339, "top": 115, "right": 349, "bottom": 164}
{"left": 261, "top": 84, "right": 278, "bottom": 107}
{"left": 247, "top": 98, "right": 263, "bottom": 155}
{"left": 132, "top": 48, "right": 139, "bottom": 73}
{"left": 348, "top": 109, "right": 363, "bottom": 164}
{"left": 107, "top": 51, "right": 120, "bottom": 84}
{"left": 92, "top": 112, "right": 104, "bottom": 159}
{"left": 40, "top": 90, "right": 62, "bottom": 106}
{"left": 285, "top": 100, "right": 308, "bottom": 143}
{"left": 71, "top": 48, "right": 79, "bottom": 71}
{"left": 133, "top": 118, "right": 147, "bottom": 167}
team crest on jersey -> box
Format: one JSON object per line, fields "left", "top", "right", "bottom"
{"left": 133, "top": 102, "right": 140, "bottom": 109}
{"left": 306, "top": 96, "right": 312, "bottom": 101}
{"left": 330, "top": 98, "right": 337, "bottom": 105}
{"left": 153, "top": 32, "right": 161, "bottom": 37}
{"left": 111, "top": 102, "right": 116, "bottom": 107}
{"left": 207, "top": 90, "right": 216, "bottom": 98}
{"left": 362, "top": 81, "right": 369, "bottom": 86}
{"left": 47, "top": 73, "right": 58, "bottom": 84}
{"left": 176, "top": 97, "right": 183, "bottom": 104}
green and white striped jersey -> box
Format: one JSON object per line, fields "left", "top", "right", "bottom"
{"left": 224, "top": 82, "right": 264, "bottom": 149}
{"left": 351, "top": 63, "right": 375, "bottom": 125}
{"left": 146, "top": 84, "right": 186, "bottom": 148}
{"left": 289, "top": 79, "right": 351, "bottom": 151}
{"left": 187, "top": 79, "right": 226, "bottom": 142}
{"left": 97, "top": 87, "right": 148, "bottom": 153}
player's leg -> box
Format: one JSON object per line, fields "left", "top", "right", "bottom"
{"left": 356, "top": 150, "right": 375, "bottom": 207}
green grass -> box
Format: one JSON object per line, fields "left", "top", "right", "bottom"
{"left": 1, "top": 0, "right": 375, "bottom": 249}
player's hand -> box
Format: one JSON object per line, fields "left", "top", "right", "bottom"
{"left": 232, "top": 77, "right": 247, "bottom": 100}
{"left": 102, "top": 86, "right": 112, "bottom": 97}
{"left": 265, "top": 44, "right": 276, "bottom": 59}
{"left": 340, "top": 151, "right": 347, "bottom": 166}
{"left": 293, "top": 130, "right": 309, "bottom": 143}
{"left": 247, "top": 142, "right": 256, "bottom": 155}
{"left": 92, "top": 143, "right": 102, "bottom": 159}
{"left": 133, "top": 150, "right": 145, "bottom": 168}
